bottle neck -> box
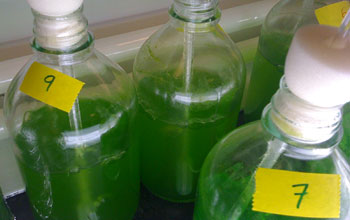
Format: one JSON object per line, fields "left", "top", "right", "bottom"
{"left": 262, "top": 78, "right": 343, "bottom": 155}
{"left": 170, "top": 0, "right": 220, "bottom": 23}
{"left": 32, "top": 7, "right": 90, "bottom": 54}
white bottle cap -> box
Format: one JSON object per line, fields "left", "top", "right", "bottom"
{"left": 285, "top": 25, "right": 350, "bottom": 107}
{"left": 26, "top": 0, "right": 83, "bottom": 16}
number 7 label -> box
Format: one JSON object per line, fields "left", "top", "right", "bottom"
{"left": 20, "top": 62, "right": 85, "bottom": 113}
{"left": 253, "top": 168, "right": 340, "bottom": 218}
{"left": 292, "top": 183, "right": 308, "bottom": 209}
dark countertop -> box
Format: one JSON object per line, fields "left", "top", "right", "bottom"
{"left": 6, "top": 185, "right": 194, "bottom": 220}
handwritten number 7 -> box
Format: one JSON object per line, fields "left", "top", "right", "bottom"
{"left": 292, "top": 183, "right": 309, "bottom": 209}
{"left": 44, "top": 75, "right": 55, "bottom": 92}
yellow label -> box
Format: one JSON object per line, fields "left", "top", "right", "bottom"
{"left": 20, "top": 62, "right": 85, "bottom": 113}
{"left": 315, "top": 1, "right": 350, "bottom": 27}
{"left": 253, "top": 168, "right": 341, "bottom": 218}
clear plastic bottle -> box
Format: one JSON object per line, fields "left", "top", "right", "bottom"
{"left": 133, "top": 0, "right": 245, "bottom": 202}
{"left": 4, "top": 2, "right": 139, "bottom": 220}
{"left": 194, "top": 80, "right": 350, "bottom": 220}
{"left": 244, "top": 0, "right": 341, "bottom": 122}
{"left": 194, "top": 25, "right": 350, "bottom": 219}
{"left": 340, "top": 103, "right": 350, "bottom": 158}
{"left": 0, "top": 188, "right": 14, "bottom": 220}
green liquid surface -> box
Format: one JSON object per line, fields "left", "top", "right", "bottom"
{"left": 14, "top": 99, "right": 139, "bottom": 220}
{"left": 244, "top": 33, "right": 292, "bottom": 122}
{"left": 136, "top": 70, "right": 242, "bottom": 202}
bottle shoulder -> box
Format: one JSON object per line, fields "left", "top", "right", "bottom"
{"left": 201, "top": 119, "right": 348, "bottom": 177}
{"left": 3, "top": 51, "right": 138, "bottom": 173}
{"left": 134, "top": 21, "right": 245, "bottom": 77}
{"left": 201, "top": 121, "right": 270, "bottom": 177}
{"left": 7, "top": 48, "right": 134, "bottom": 99}
{"left": 197, "top": 121, "right": 350, "bottom": 219}
{"left": 4, "top": 50, "right": 137, "bottom": 129}
{"left": 132, "top": 20, "right": 245, "bottom": 126}
{"left": 263, "top": 0, "right": 318, "bottom": 34}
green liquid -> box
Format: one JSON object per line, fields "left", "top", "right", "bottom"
{"left": 0, "top": 189, "right": 13, "bottom": 220}
{"left": 197, "top": 174, "right": 338, "bottom": 220}
{"left": 340, "top": 103, "right": 350, "bottom": 159}
{"left": 244, "top": 33, "right": 292, "bottom": 122}
{"left": 136, "top": 71, "right": 242, "bottom": 202}
{"left": 14, "top": 99, "right": 139, "bottom": 220}
{"left": 194, "top": 136, "right": 340, "bottom": 220}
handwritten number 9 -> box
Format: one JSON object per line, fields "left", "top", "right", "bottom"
{"left": 341, "top": 7, "right": 348, "bottom": 18}
{"left": 44, "top": 75, "right": 55, "bottom": 92}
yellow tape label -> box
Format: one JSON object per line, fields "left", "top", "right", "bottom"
{"left": 253, "top": 168, "right": 341, "bottom": 218}
{"left": 315, "top": 1, "right": 350, "bottom": 27}
{"left": 20, "top": 62, "right": 85, "bottom": 113}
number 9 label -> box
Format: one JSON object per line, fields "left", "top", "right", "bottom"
{"left": 315, "top": 1, "right": 350, "bottom": 27}
{"left": 19, "top": 62, "right": 85, "bottom": 113}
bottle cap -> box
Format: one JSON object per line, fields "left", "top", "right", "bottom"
{"left": 26, "top": 0, "right": 83, "bottom": 16}
{"left": 285, "top": 25, "right": 350, "bottom": 107}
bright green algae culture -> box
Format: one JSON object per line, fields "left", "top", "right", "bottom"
{"left": 194, "top": 123, "right": 340, "bottom": 220}
{"left": 195, "top": 172, "right": 336, "bottom": 220}
{"left": 136, "top": 70, "right": 243, "bottom": 202}
{"left": 244, "top": 32, "right": 293, "bottom": 122}
{"left": 15, "top": 99, "right": 139, "bottom": 220}
{"left": 0, "top": 189, "right": 13, "bottom": 220}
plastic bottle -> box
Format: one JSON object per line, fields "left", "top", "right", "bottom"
{"left": 0, "top": 188, "right": 14, "bottom": 220}
{"left": 133, "top": 0, "right": 245, "bottom": 202}
{"left": 340, "top": 103, "right": 350, "bottom": 158}
{"left": 338, "top": 4, "right": 350, "bottom": 159}
{"left": 244, "top": 0, "right": 342, "bottom": 122}
{"left": 4, "top": 1, "right": 139, "bottom": 219}
{"left": 194, "top": 25, "right": 350, "bottom": 219}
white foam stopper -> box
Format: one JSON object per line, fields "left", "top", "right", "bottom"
{"left": 285, "top": 25, "right": 350, "bottom": 107}
{"left": 26, "top": 0, "right": 83, "bottom": 16}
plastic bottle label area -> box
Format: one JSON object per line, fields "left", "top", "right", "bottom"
{"left": 19, "top": 62, "right": 85, "bottom": 113}
{"left": 315, "top": 1, "right": 350, "bottom": 27}
{"left": 253, "top": 168, "right": 341, "bottom": 218}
